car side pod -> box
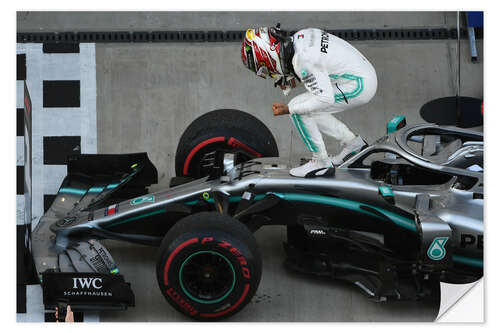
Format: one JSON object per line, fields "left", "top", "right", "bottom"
{"left": 414, "top": 194, "right": 453, "bottom": 271}
{"left": 387, "top": 115, "right": 407, "bottom": 134}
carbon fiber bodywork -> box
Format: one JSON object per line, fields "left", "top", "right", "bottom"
{"left": 32, "top": 123, "right": 483, "bottom": 308}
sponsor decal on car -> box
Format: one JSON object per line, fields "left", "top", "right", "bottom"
{"left": 105, "top": 204, "right": 118, "bottom": 216}
{"left": 427, "top": 237, "right": 449, "bottom": 260}
{"left": 460, "top": 234, "right": 483, "bottom": 249}
{"left": 130, "top": 194, "right": 155, "bottom": 205}
{"left": 73, "top": 277, "right": 103, "bottom": 289}
{"left": 62, "top": 277, "right": 113, "bottom": 297}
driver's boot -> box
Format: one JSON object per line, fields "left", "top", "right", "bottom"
{"left": 330, "top": 136, "right": 368, "bottom": 166}
{"left": 290, "top": 158, "right": 335, "bottom": 178}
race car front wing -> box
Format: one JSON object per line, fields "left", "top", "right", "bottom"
{"left": 32, "top": 152, "right": 158, "bottom": 311}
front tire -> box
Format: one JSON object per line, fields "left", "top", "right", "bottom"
{"left": 156, "top": 212, "right": 262, "bottom": 320}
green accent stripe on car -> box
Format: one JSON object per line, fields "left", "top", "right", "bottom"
{"left": 61, "top": 183, "right": 122, "bottom": 196}
{"left": 184, "top": 192, "right": 416, "bottom": 232}
{"left": 106, "top": 208, "right": 167, "bottom": 228}
{"left": 329, "top": 74, "right": 364, "bottom": 103}
{"left": 59, "top": 187, "right": 88, "bottom": 196}
{"left": 88, "top": 186, "right": 105, "bottom": 193}
{"left": 452, "top": 255, "right": 483, "bottom": 268}
{"left": 179, "top": 250, "right": 236, "bottom": 304}
{"left": 270, "top": 192, "right": 417, "bottom": 232}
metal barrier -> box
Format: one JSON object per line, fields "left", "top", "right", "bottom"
{"left": 17, "top": 27, "right": 483, "bottom": 44}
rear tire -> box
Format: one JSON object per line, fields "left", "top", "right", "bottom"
{"left": 156, "top": 212, "right": 262, "bottom": 320}
{"left": 175, "top": 109, "right": 279, "bottom": 178}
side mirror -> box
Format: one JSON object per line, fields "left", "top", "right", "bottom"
{"left": 378, "top": 185, "right": 395, "bottom": 205}
{"left": 387, "top": 115, "right": 407, "bottom": 134}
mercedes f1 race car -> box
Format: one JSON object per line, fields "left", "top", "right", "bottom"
{"left": 32, "top": 111, "right": 483, "bottom": 320}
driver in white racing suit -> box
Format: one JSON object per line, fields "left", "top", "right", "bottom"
{"left": 241, "top": 26, "right": 377, "bottom": 177}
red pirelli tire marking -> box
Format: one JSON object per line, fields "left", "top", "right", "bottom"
{"left": 199, "top": 283, "right": 250, "bottom": 318}
{"left": 167, "top": 287, "right": 199, "bottom": 316}
{"left": 183, "top": 137, "right": 226, "bottom": 175}
{"left": 163, "top": 237, "right": 199, "bottom": 285}
{"left": 228, "top": 137, "right": 263, "bottom": 158}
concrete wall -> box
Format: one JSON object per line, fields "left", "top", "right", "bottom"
{"left": 95, "top": 38, "right": 482, "bottom": 189}
{"left": 18, "top": 11, "right": 460, "bottom": 31}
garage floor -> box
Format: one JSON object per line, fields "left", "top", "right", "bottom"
{"left": 100, "top": 226, "right": 439, "bottom": 322}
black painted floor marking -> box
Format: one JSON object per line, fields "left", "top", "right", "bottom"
{"left": 43, "top": 80, "right": 80, "bottom": 108}
{"left": 17, "top": 54, "right": 26, "bottom": 80}
{"left": 17, "top": 224, "right": 27, "bottom": 313}
{"left": 17, "top": 285, "right": 26, "bottom": 313}
{"left": 17, "top": 108, "right": 24, "bottom": 137}
{"left": 43, "top": 136, "right": 81, "bottom": 165}
{"left": 17, "top": 166, "right": 24, "bottom": 195}
{"left": 44, "top": 194, "right": 57, "bottom": 213}
{"left": 43, "top": 43, "right": 80, "bottom": 53}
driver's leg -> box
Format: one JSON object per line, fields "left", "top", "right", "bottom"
{"left": 290, "top": 113, "right": 327, "bottom": 160}
{"left": 289, "top": 113, "right": 333, "bottom": 177}
{"left": 313, "top": 113, "right": 356, "bottom": 145}
{"left": 313, "top": 112, "right": 367, "bottom": 165}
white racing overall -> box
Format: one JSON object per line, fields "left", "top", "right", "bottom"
{"left": 288, "top": 28, "right": 378, "bottom": 160}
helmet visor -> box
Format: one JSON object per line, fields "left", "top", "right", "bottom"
{"left": 244, "top": 44, "right": 257, "bottom": 73}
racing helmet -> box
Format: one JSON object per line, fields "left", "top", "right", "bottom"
{"left": 241, "top": 27, "right": 284, "bottom": 79}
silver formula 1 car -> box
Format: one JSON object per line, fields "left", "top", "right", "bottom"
{"left": 32, "top": 112, "right": 483, "bottom": 320}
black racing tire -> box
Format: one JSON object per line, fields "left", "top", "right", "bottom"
{"left": 175, "top": 109, "right": 279, "bottom": 178}
{"left": 156, "top": 212, "right": 262, "bottom": 320}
